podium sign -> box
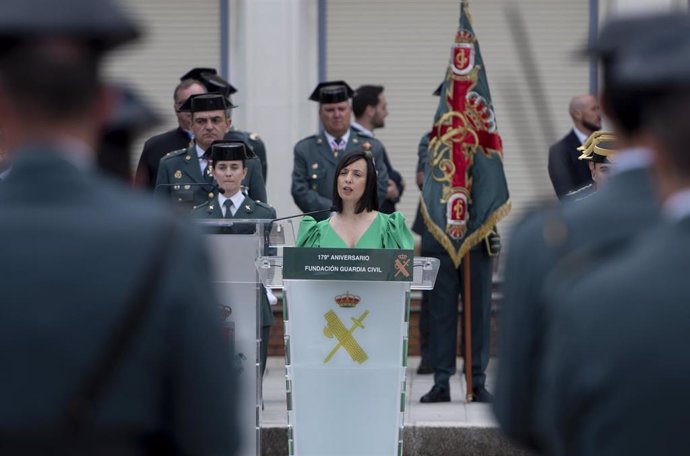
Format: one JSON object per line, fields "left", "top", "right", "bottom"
{"left": 199, "top": 219, "right": 271, "bottom": 456}
{"left": 282, "top": 247, "right": 413, "bottom": 456}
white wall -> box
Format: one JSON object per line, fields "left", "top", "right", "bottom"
{"left": 229, "top": 0, "right": 319, "bottom": 217}
{"left": 103, "top": 0, "right": 221, "bottom": 171}
{"left": 102, "top": 0, "right": 686, "bottom": 227}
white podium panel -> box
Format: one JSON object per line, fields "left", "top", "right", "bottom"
{"left": 200, "top": 219, "right": 271, "bottom": 456}
{"left": 256, "top": 248, "right": 439, "bottom": 456}
{"left": 285, "top": 280, "right": 408, "bottom": 456}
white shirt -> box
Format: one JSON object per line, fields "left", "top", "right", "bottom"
{"left": 663, "top": 188, "right": 690, "bottom": 222}
{"left": 572, "top": 127, "right": 590, "bottom": 145}
{"left": 55, "top": 135, "right": 95, "bottom": 171}
{"left": 0, "top": 166, "right": 11, "bottom": 180}
{"left": 218, "top": 190, "right": 245, "bottom": 217}
{"left": 611, "top": 146, "right": 653, "bottom": 175}
{"left": 195, "top": 144, "right": 209, "bottom": 175}
{"left": 351, "top": 121, "right": 374, "bottom": 138}
{"left": 324, "top": 129, "right": 351, "bottom": 153}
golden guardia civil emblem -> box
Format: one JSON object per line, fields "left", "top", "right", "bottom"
{"left": 323, "top": 292, "right": 369, "bottom": 364}
{"left": 394, "top": 253, "right": 411, "bottom": 278}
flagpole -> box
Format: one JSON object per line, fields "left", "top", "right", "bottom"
{"left": 463, "top": 252, "right": 473, "bottom": 402}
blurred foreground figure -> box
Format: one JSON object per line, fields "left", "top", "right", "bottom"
{"left": 0, "top": 127, "right": 9, "bottom": 180}
{"left": 538, "top": 23, "right": 690, "bottom": 456}
{"left": 0, "top": 0, "right": 239, "bottom": 454}
{"left": 494, "top": 12, "right": 690, "bottom": 454}
{"left": 98, "top": 84, "right": 160, "bottom": 181}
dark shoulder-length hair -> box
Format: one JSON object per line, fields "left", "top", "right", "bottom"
{"left": 332, "top": 149, "right": 379, "bottom": 214}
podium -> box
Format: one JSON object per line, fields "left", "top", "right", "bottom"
{"left": 197, "top": 218, "right": 273, "bottom": 456}
{"left": 257, "top": 247, "right": 439, "bottom": 456}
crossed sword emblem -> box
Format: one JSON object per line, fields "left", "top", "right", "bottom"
{"left": 323, "top": 309, "right": 370, "bottom": 364}
{"left": 394, "top": 257, "right": 411, "bottom": 278}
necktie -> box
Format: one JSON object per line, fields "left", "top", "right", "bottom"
{"left": 333, "top": 137, "right": 343, "bottom": 158}
{"left": 223, "top": 199, "right": 234, "bottom": 218}
{"left": 201, "top": 152, "right": 212, "bottom": 181}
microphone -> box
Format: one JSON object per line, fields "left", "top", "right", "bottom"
{"left": 264, "top": 207, "right": 336, "bottom": 248}
{"left": 270, "top": 206, "right": 335, "bottom": 223}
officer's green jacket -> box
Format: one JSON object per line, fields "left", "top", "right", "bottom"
{"left": 155, "top": 144, "right": 267, "bottom": 210}
{"left": 291, "top": 128, "right": 390, "bottom": 219}
{"left": 225, "top": 128, "right": 268, "bottom": 181}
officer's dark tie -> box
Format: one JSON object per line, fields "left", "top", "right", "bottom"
{"left": 333, "top": 137, "right": 343, "bottom": 158}
{"left": 223, "top": 199, "right": 234, "bottom": 218}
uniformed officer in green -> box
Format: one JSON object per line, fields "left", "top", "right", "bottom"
{"left": 291, "top": 80, "right": 390, "bottom": 220}
{"left": 155, "top": 93, "right": 266, "bottom": 209}
{"left": 193, "top": 140, "right": 276, "bottom": 375}
{"left": 182, "top": 67, "right": 270, "bottom": 181}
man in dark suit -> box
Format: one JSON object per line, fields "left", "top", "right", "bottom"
{"left": 538, "top": 24, "right": 690, "bottom": 455}
{"left": 494, "top": 13, "right": 689, "bottom": 453}
{"left": 0, "top": 0, "right": 239, "bottom": 454}
{"left": 291, "top": 80, "right": 389, "bottom": 220}
{"left": 548, "top": 93, "right": 602, "bottom": 199}
{"left": 351, "top": 84, "right": 404, "bottom": 214}
{"left": 155, "top": 93, "right": 266, "bottom": 209}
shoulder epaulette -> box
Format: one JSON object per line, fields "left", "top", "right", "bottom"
{"left": 162, "top": 147, "right": 187, "bottom": 160}
{"left": 295, "top": 134, "right": 319, "bottom": 146}
{"left": 255, "top": 200, "right": 273, "bottom": 210}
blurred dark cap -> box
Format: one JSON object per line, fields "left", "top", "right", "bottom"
{"left": 104, "top": 84, "right": 160, "bottom": 134}
{"left": 613, "top": 14, "right": 690, "bottom": 89}
{"left": 209, "top": 140, "right": 254, "bottom": 162}
{"left": 309, "top": 80, "right": 354, "bottom": 103}
{"left": 0, "top": 0, "right": 140, "bottom": 55}
{"left": 586, "top": 12, "right": 690, "bottom": 62}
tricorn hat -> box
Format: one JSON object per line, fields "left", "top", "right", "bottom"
{"left": 309, "top": 80, "right": 354, "bottom": 104}
{"left": 178, "top": 93, "right": 235, "bottom": 113}
{"left": 578, "top": 131, "right": 617, "bottom": 164}
{"left": 180, "top": 67, "right": 238, "bottom": 96}
{"left": 209, "top": 140, "right": 254, "bottom": 162}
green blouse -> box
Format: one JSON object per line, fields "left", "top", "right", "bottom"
{"left": 296, "top": 211, "right": 414, "bottom": 249}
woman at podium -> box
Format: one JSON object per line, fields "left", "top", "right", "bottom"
{"left": 296, "top": 150, "right": 413, "bottom": 249}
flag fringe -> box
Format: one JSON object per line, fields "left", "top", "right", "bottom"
{"left": 421, "top": 198, "right": 512, "bottom": 268}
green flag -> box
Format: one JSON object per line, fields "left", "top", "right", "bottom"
{"left": 421, "top": 0, "right": 511, "bottom": 267}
